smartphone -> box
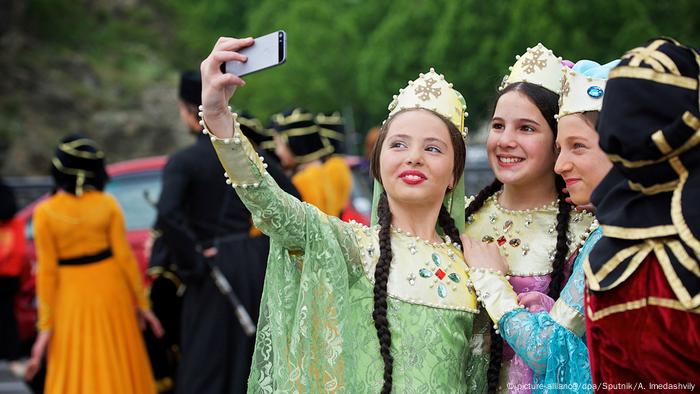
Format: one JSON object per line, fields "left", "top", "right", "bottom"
{"left": 221, "top": 30, "right": 287, "bottom": 77}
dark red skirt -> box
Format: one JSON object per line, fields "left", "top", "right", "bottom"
{"left": 586, "top": 253, "right": 700, "bottom": 393}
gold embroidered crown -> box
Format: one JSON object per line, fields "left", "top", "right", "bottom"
{"left": 500, "top": 43, "right": 565, "bottom": 94}
{"left": 387, "top": 68, "right": 468, "bottom": 139}
{"left": 556, "top": 68, "right": 608, "bottom": 119}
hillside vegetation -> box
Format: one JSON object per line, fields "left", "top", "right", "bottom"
{"left": 1, "top": 0, "right": 698, "bottom": 174}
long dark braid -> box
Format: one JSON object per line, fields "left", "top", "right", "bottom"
{"left": 548, "top": 176, "right": 572, "bottom": 299}
{"left": 464, "top": 179, "right": 504, "bottom": 394}
{"left": 475, "top": 178, "right": 571, "bottom": 393}
{"left": 438, "top": 204, "right": 463, "bottom": 250}
{"left": 373, "top": 192, "right": 394, "bottom": 394}
{"left": 471, "top": 80, "right": 570, "bottom": 393}
{"left": 369, "top": 107, "right": 467, "bottom": 393}
{"left": 465, "top": 178, "right": 503, "bottom": 220}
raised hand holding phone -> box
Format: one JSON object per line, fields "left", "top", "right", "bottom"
{"left": 199, "top": 37, "right": 253, "bottom": 139}
{"left": 200, "top": 32, "right": 287, "bottom": 139}
{"left": 221, "top": 31, "right": 286, "bottom": 77}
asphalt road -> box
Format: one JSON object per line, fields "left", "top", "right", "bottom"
{"left": 0, "top": 362, "right": 30, "bottom": 394}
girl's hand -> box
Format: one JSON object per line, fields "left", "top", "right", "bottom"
{"left": 199, "top": 37, "right": 254, "bottom": 139}
{"left": 460, "top": 234, "right": 509, "bottom": 275}
{"left": 25, "top": 331, "right": 51, "bottom": 380}
{"left": 138, "top": 309, "right": 165, "bottom": 338}
{"left": 517, "top": 291, "right": 555, "bottom": 313}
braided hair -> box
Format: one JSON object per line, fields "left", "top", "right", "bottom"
{"left": 468, "top": 82, "right": 571, "bottom": 393}
{"left": 549, "top": 176, "right": 572, "bottom": 299}
{"left": 374, "top": 192, "right": 394, "bottom": 394}
{"left": 369, "top": 108, "right": 466, "bottom": 393}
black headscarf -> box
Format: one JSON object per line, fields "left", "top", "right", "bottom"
{"left": 179, "top": 71, "right": 202, "bottom": 106}
{"left": 238, "top": 111, "right": 274, "bottom": 147}
{"left": 50, "top": 134, "right": 109, "bottom": 196}
{"left": 269, "top": 108, "right": 333, "bottom": 164}
{"left": 587, "top": 37, "right": 700, "bottom": 309}
{"left": 316, "top": 111, "right": 345, "bottom": 154}
{"left": 0, "top": 177, "right": 17, "bottom": 221}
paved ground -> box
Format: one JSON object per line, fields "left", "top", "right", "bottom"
{"left": 0, "top": 362, "right": 31, "bottom": 394}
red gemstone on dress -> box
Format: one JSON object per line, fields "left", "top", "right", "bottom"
{"left": 435, "top": 269, "right": 446, "bottom": 280}
{"left": 497, "top": 236, "right": 506, "bottom": 246}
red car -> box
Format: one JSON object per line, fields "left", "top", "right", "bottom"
{"left": 14, "top": 155, "right": 372, "bottom": 342}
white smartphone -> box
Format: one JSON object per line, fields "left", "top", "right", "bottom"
{"left": 221, "top": 30, "right": 287, "bottom": 77}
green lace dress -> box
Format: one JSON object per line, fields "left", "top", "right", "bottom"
{"left": 209, "top": 126, "right": 489, "bottom": 393}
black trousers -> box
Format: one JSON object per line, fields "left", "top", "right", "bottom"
{"left": 0, "top": 276, "right": 21, "bottom": 360}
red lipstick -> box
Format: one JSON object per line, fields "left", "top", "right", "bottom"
{"left": 399, "top": 170, "right": 427, "bottom": 185}
{"left": 565, "top": 178, "right": 581, "bottom": 187}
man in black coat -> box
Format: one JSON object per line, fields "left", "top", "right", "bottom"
{"left": 153, "top": 71, "right": 300, "bottom": 394}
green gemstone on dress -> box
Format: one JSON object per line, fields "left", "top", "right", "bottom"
{"left": 432, "top": 253, "right": 441, "bottom": 267}
{"left": 448, "top": 273, "right": 460, "bottom": 283}
{"left": 437, "top": 282, "right": 447, "bottom": 298}
{"left": 419, "top": 268, "right": 433, "bottom": 278}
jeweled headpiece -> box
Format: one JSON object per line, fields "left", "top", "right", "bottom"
{"left": 387, "top": 68, "right": 468, "bottom": 139}
{"left": 372, "top": 68, "right": 468, "bottom": 232}
{"left": 500, "top": 43, "right": 565, "bottom": 95}
{"left": 557, "top": 59, "right": 620, "bottom": 119}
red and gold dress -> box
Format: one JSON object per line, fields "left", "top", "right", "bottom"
{"left": 583, "top": 37, "right": 700, "bottom": 392}
{"left": 585, "top": 252, "right": 700, "bottom": 391}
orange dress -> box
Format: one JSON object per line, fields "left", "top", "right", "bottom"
{"left": 292, "top": 163, "right": 330, "bottom": 212}
{"left": 34, "top": 191, "right": 156, "bottom": 394}
{"left": 292, "top": 157, "right": 352, "bottom": 217}
{"left": 322, "top": 156, "right": 352, "bottom": 217}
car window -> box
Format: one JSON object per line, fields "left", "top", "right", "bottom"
{"left": 25, "top": 217, "right": 34, "bottom": 240}
{"left": 105, "top": 171, "right": 162, "bottom": 231}
{"left": 24, "top": 171, "right": 162, "bottom": 240}
{"left": 465, "top": 144, "right": 494, "bottom": 196}
{"left": 350, "top": 165, "right": 373, "bottom": 218}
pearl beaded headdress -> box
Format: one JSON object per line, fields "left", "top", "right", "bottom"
{"left": 387, "top": 68, "right": 468, "bottom": 140}
{"left": 500, "top": 43, "right": 565, "bottom": 95}
{"left": 556, "top": 60, "right": 619, "bottom": 120}
{"left": 372, "top": 68, "right": 468, "bottom": 232}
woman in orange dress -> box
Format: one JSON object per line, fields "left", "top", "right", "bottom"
{"left": 25, "top": 134, "right": 162, "bottom": 394}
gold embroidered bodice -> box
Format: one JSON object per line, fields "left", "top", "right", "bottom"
{"left": 350, "top": 222, "right": 479, "bottom": 312}
{"left": 464, "top": 194, "right": 595, "bottom": 276}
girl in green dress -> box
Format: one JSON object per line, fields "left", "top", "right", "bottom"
{"left": 198, "top": 37, "right": 489, "bottom": 393}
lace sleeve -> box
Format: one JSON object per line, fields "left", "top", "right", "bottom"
{"left": 497, "top": 227, "right": 603, "bottom": 385}
{"left": 208, "top": 114, "right": 360, "bottom": 264}
{"left": 499, "top": 309, "right": 591, "bottom": 382}
{"left": 555, "top": 226, "right": 602, "bottom": 326}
